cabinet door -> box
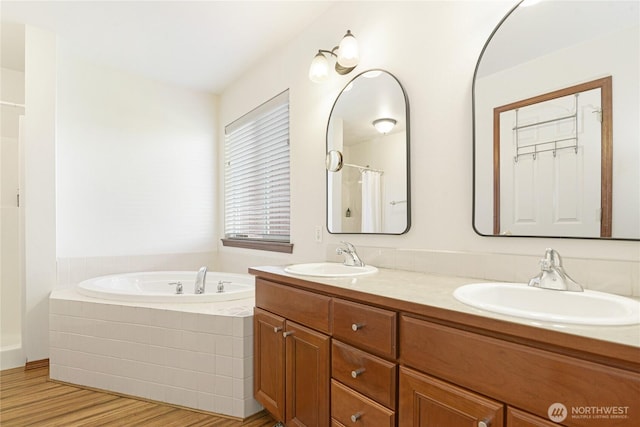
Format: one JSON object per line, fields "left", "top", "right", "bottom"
{"left": 507, "top": 407, "right": 560, "bottom": 427}
{"left": 399, "top": 367, "right": 504, "bottom": 427}
{"left": 285, "top": 320, "right": 331, "bottom": 427}
{"left": 254, "top": 308, "right": 286, "bottom": 422}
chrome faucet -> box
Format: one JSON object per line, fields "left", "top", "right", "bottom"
{"left": 527, "top": 248, "right": 583, "bottom": 292}
{"left": 217, "top": 280, "right": 230, "bottom": 293}
{"left": 195, "top": 266, "right": 207, "bottom": 294}
{"left": 336, "top": 241, "right": 365, "bottom": 267}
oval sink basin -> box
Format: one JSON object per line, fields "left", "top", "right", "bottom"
{"left": 284, "top": 262, "right": 378, "bottom": 277}
{"left": 453, "top": 283, "right": 640, "bottom": 326}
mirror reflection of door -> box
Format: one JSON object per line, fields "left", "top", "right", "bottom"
{"left": 493, "top": 77, "right": 612, "bottom": 237}
{"left": 473, "top": 0, "right": 639, "bottom": 240}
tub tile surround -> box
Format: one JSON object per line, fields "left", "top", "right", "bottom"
{"left": 326, "top": 245, "right": 640, "bottom": 297}
{"left": 48, "top": 290, "right": 262, "bottom": 418}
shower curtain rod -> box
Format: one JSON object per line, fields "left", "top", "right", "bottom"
{"left": 1, "top": 100, "right": 25, "bottom": 108}
{"left": 343, "top": 163, "right": 384, "bottom": 174}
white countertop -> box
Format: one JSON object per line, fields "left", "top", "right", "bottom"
{"left": 252, "top": 265, "right": 640, "bottom": 349}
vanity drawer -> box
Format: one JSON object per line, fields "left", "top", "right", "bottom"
{"left": 332, "top": 340, "right": 397, "bottom": 409}
{"left": 255, "top": 278, "right": 331, "bottom": 334}
{"left": 332, "top": 298, "right": 397, "bottom": 359}
{"left": 331, "top": 379, "right": 395, "bottom": 427}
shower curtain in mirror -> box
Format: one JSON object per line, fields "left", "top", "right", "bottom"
{"left": 361, "top": 170, "right": 382, "bottom": 232}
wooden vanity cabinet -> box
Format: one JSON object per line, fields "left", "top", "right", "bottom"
{"left": 252, "top": 270, "right": 639, "bottom": 427}
{"left": 254, "top": 279, "right": 331, "bottom": 427}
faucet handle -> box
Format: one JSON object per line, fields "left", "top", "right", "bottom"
{"left": 540, "top": 248, "right": 561, "bottom": 271}
{"left": 168, "top": 281, "right": 183, "bottom": 294}
{"left": 340, "top": 241, "right": 356, "bottom": 251}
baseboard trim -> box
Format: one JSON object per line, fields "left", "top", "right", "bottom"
{"left": 25, "top": 358, "right": 49, "bottom": 370}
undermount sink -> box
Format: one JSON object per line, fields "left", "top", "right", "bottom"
{"left": 453, "top": 282, "right": 640, "bottom": 326}
{"left": 284, "top": 262, "right": 378, "bottom": 277}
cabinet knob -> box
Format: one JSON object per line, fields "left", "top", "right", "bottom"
{"left": 273, "top": 326, "right": 283, "bottom": 333}
{"left": 351, "top": 323, "right": 365, "bottom": 332}
{"left": 350, "top": 413, "right": 362, "bottom": 423}
{"left": 478, "top": 420, "right": 490, "bottom": 427}
{"left": 351, "top": 368, "right": 366, "bottom": 378}
{"left": 282, "top": 331, "right": 294, "bottom": 338}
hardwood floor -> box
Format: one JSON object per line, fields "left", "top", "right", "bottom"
{"left": 0, "top": 366, "right": 275, "bottom": 426}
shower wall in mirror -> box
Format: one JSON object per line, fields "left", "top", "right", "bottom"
{"left": 326, "top": 70, "right": 410, "bottom": 234}
{"left": 473, "top": 0, "right": 639, "bottom": 240}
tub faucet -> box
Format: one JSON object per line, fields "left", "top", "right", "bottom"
{"left": 168, "top": 281, "right": 183, "bottom": 294}
{"left": 336, "top": 241, "right": 365, "bottom": 267}
{"left": 195, "top": 266, "right": 207, "bottom": 294}
{"left": 217, "top": 280, "right": 231, "bottom": 293}
{"left": 527, "top": 248, "right": 583, "bottom": 292}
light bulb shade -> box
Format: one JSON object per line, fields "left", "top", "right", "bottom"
{"left": 373, "top": 118, "right": 397, "bottom": 134}
{"left": 337, "top": 30, "right": 359, "bottom": 68}
{"left": 309, "top": 52, "right": 330, "bottom": 83}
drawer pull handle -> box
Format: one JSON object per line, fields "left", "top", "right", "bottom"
{"left": 351, "top": 368, "right": 366, "bottom": 378}
{"left": 282, "top": 331, "right": 294, "bottom": 338}
{"left": 351, "top": 323, "right": 365, "bottom": 332}
{"left": 273, "top": 327, "right": 283, "bottom": 333}
{"left": 478, "top": 420, "right": 490, "bottom": 427}
{"left": 350, "top": 412, "right": 362, "bottom": 423}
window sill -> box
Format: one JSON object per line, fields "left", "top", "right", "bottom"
{"left": 221, "top": 238, "right": 294, "bottom": 254}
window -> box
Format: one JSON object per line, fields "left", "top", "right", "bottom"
{"left": 222, "top": 90, "right": 292, "bottom": 253}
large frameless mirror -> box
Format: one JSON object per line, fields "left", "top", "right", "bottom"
{"left": 473, "top": 0, "right": 639, "bottom": 240}
{"left": 326, "top": 69, "right": 410, "bottom": 234}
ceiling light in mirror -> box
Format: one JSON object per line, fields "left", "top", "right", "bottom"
{"left": 373, "top": 118, "right": 397, "bottom": 134}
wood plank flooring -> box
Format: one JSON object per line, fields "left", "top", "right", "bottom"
{"left": 0, "top": 366, "right": 275, "bottom": 426}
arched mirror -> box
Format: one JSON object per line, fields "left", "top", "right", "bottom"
{"left": 326, "top": 69, "right": 410, "bottom": 234}
{"left": 473, "top": 0, "right": 639, "bottom": 240}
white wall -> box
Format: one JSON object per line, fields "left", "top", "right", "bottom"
{"left": 56, "top": 46, "right": 218, "bottom": 258}
{"left": 24, "top": 25, "right": 57, "bottom": 362}
{"left": 217, "top": 1, "right": 639, "bottom": 276}
{"left": 19, "top": 37, "right": 218, "bottom": 362}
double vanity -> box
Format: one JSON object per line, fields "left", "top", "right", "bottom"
{"left": 250, "top": 263, "right": 639, "bottom": 427}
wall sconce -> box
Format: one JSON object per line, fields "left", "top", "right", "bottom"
{"left": 308, "top": 30, "right": 359, "bottom": 83}
{"left": 373, "top": 118, "right": 397, "bottom": 134}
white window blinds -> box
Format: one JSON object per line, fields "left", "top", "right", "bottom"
{"left": 224, "top": 90, "right": 290, "bottom": 242}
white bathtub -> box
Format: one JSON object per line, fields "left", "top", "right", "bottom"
{"left": 77, "top": 271, "right": 255, "bottom": 303}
